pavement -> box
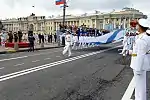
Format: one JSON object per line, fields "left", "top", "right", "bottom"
{"left": 0, "top": 43, "right": 60, "bottom": 54}
{"left": 0, "top": 43, "right": 149, "bottom": 100}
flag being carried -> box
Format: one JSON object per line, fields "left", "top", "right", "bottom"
{"left": 55, "top": 0, "right": 65, "bottom": 5}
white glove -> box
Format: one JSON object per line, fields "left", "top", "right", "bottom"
{"left": 128, "top": 50, "right": 133, "bottom": 55}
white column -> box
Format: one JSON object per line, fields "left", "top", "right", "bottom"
{"left": 95, "top": 19, "right": 97, "bottom": 28}
{"left": 41, "top": 23, "right": 42, "bottom": 31}
{"left": 55, "top": 22, "right": 57, "bottom": 30}
{"left": 74, "top": 21, "right": 76, "bottom": 26}
{"left": 90, "top": 20, "right": 92, "bottom": 28}
{"left": 123, "top": 19, "right": 126, "bottom": 29}
{"left": 113, "top": 19, "right": 116, "bottom": 29}
{"left": 103, "top": 19, "right": 106, "bottom": 29}
{"left": 119, "top": 18, "right": 122, "bottom": 29}
{"left": 108, "top": 19, "right": 110, "bottom": 24}
{"left": 56, "top": 22, "right": 58, "bottom": 30}
{"left": 129, "top": 18, "right": 131, "bottom": 28}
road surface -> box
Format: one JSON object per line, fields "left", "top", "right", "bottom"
{"left": 0, "top": 44, "right": 149, "bottom": 100}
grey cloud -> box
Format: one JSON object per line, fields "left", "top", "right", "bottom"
{"left": 4, "top": 0, "right": 131, "bottom": 10}
{"left": 68, "top": 0, "right": 131, "bottom": 11}
{"left": 4, "top": 0, "right": 16, "bottom": 8}
{"left": 4, "top": 0, "right": 149, "bottom": 14}
{"left": 42, "top": 0, "right": 131, "bottom": 12}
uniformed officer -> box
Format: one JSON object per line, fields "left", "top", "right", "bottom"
{"left": 28, "top": 32, "right": 35, "bottom": 52}
{"left": 120, "top": 20, "right": 137, "bottom": 55}
{"left": 129, "top": 18, "right": 150, "bottom": 100}
{"left": 72, "top": 33, "right": 78, "bottom": 50}
{"left": 62, "top": 30, "right": 72, "bottom": 57}
{"left": 120, "top": 32, "right": 130, "bottom": 55}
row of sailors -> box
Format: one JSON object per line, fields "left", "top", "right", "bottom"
{"left": 61, "top": 33, "right": 117, "bottom": 51}
{"left": 61, "top": 35, "right": 99, "bottom": 49}
{"left": 62, "top": 30, "right": 102, "bottom": 57}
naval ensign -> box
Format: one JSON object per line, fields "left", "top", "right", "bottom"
{"left": 129, "top": 18, "right": 150, "bottom": 100}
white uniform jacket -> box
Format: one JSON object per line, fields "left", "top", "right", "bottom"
{"left": 65, "top": 34, "right": 72, "bottom": 45}
{"left": 130, "top": 32, "right": 150, "bottom": 72}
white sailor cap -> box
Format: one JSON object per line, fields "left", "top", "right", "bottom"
{"left": 146, "top": 29, "right": 150, "bottom": 34}
{"left": 138, "top": 18, "right": 149, "bottom": 28}
{"left": 65, "top": 29, "right": 71, "bottom": 34}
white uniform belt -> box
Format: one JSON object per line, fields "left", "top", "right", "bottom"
{"left": 132, "top": 52, "right": 150, "bottom": 57}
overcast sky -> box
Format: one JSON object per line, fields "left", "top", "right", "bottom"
{"left": 0, "top": 0, "right": 150, "bottom": 19}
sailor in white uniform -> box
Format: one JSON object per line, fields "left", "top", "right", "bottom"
{"left": 72, "top": 34, "right": 78, "bottom": 50}
{"left": 120, "top": 32, "right": 130, "bottom": 55}
{"left": 62, "top": 30, "right": 72, "bottom": 57}
{"left": 129, "top": 18, "right": 150, "bottom": 100}
{"left": 121, "top": 20, "right": 137, "bottom": 55}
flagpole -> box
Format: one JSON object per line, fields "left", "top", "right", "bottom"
{"left": 62, "top": 0, "right": 66, "bottom": 32}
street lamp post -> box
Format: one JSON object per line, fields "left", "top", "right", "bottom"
{"left": 57, "top": 0, "right": 67, "bottom": 47}
{"left": 62, "top": 0, "right": 67, "bottom": 32}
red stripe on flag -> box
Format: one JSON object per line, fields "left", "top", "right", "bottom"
{"left": 55, "top": 0, "right": 64, "bottom": 5}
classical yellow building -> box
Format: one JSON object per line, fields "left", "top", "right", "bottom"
{"left": 1, "top": 8, "right": 146, "bottom": 34}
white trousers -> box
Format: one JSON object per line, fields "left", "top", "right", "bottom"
{"left": 72, "top": 42, "right": 78, "bottom": 50}
{"left": 1, "top": 39, "right": 5, "bottom": 47}
{"left": 134, "top": 70, "right": 147, "bottom": 100}
{"left": 63, "top": 42, "right": 71, "bottom": 56}
{"left": 121, "top": 43, "right": 128, "bottom": 54}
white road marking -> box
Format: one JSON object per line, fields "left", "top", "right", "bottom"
{"left": 0, "top": 45, "right": 122, "bottom": 82}
{"left": 121, "top": 77, "right": 135, "bottom": 100}
{"left": 118, "top": 49, "right": 123, "bottom": 51}
{"left": 0, "top": 56, "right": 28, "bottom": 62}
{"left": 14, "top": 63, "right": 24, "bottom": 67}
{"left": 44, "top": 58, "right": 51, "bottom": 60}
{"left": 0, "top": 67, "right": 4, "bottom": 70}
{"left": 56, "top": 56, "right": 61, "bottom": 58}
{"left": 0, "top": 50, "right": 61, "bottom": 62}
{"left": 32, "top": 60, "right": 40, "bottom": 63}
{"left": 0, "top": 54, "right": 6, "bottom": 56}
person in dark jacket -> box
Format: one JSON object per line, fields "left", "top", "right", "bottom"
{"left": 14, "top": 32, "right": 18, "bottom": 42}
{"left": 38, "top": 33, "right": 41, "bottom": 44}
{"left": 28, "top": 32, "right": 35, "bottom": 52}
{"left": 41, "top": 33, "right": 44, "bottom": 43}
{"left": 54, "top": 33, "right": 57, "bottom": 42}
{"left": 8, "top": 31, "right": 13, "bottom": 43}
{"left": 48, "top": 33, "right": 53, "bottom": 43}
{"left": 18, "top": 30, "right": 23, "bottom": 42}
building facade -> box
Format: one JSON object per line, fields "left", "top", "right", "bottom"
{"left": 1, "top": 8, "right": 146, "bottom": 34}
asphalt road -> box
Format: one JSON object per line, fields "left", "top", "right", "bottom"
{"left": 0, "top": 44, "right": 147, "bottom": 100}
